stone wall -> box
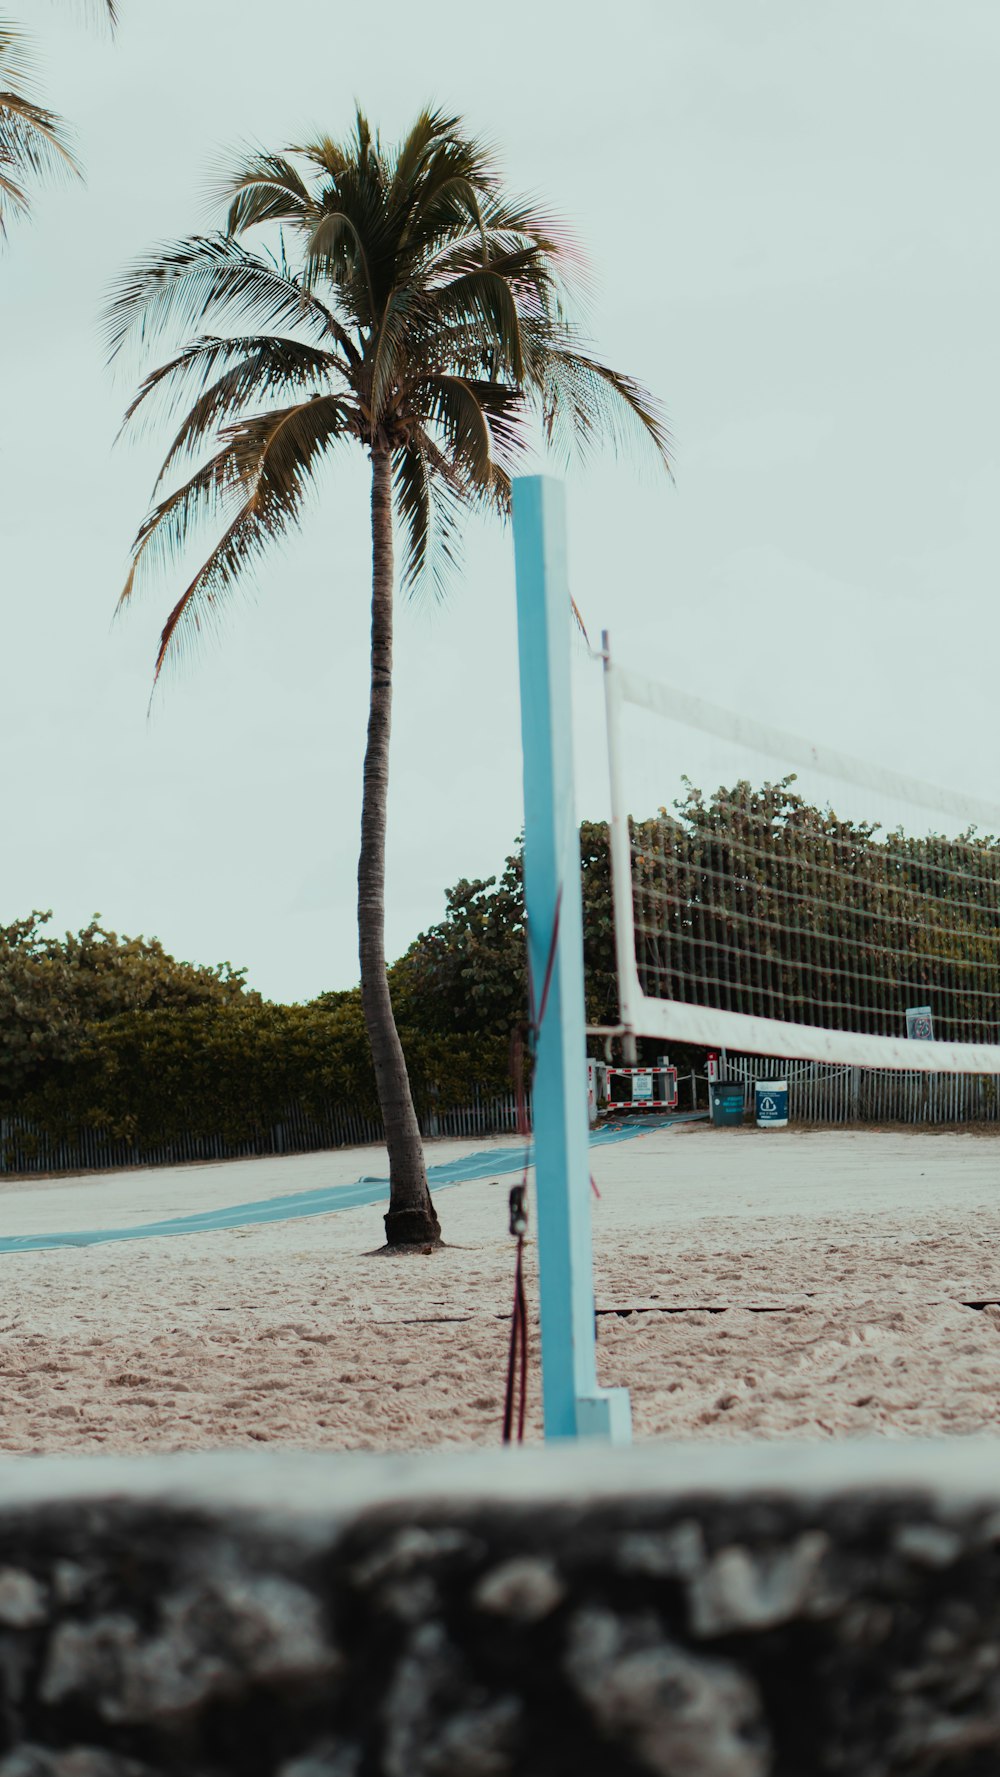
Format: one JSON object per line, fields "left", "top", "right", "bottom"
{"left": 1, "top": 1441, "right": 999, "bottom": 1776}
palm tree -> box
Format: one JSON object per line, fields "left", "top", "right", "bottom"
{"left": 107, "top": 107, "right": 670, "bottom": 1249}
{"left": 0, "top": 2, "right": 116, "bottom": 234}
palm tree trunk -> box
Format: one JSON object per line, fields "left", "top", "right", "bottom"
{"left": 359, "top": 447, "right": 441, "bottom": 1248}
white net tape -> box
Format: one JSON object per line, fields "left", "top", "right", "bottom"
{"left": 603, "top": 648, "right": 1000, "bottom": 1073}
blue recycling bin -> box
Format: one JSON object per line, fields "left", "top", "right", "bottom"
{"left": 755, "top": 1080, "right": 788, "bottom": 1128}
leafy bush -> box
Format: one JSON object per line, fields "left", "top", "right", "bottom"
{"left": 392, "top": 820, "right": 620, "bottom": 1037}
{"left": 0, "top": 912, "right": 255, "bottom": 1103}
{"left": 21, "top": 997, "right": 511, "bottom": 1151}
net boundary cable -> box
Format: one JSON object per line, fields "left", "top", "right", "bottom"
{"left": 613, "top": 663, "right": 1000, "bottom": 834}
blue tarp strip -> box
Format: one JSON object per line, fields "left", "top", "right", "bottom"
{"left": 0, "top": 1111, "right": 707, "bottom": 1255}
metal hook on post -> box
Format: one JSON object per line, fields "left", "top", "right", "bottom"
{"left": 503, "top": 1183, "right": 530, "bottom": 1444}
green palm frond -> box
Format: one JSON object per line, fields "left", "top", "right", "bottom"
{"left": 113, "top": 104, "right": 671, "bottom": 678}
{"left": 0, "top": 23, "right": 79, "bottom": 234}
{"left": 440, "top": 376, "right": 528, "bottom": 469}
{"left": 120, "top": 438, "right": 244, "bottom": 609}
{"left": 369, "top": 281, "right": 429, "bottom": 426}
{"left": 105, "top": 235, "right": 347, "bottom": 360}
{"left": 0, "top": 23, "right": 37, "bottom": 90}
{"left": 479, "top": 459, "right": 513, "bottom": 519}
{"left": 71, "top": 0, "right": 118, "bottom": 27}
{"left": 0, "top": 3, "right": 118, "bottom": 236}
{"left": 293, "top": 132, "right": 354, "bottom": 181}
{"left": 415, "top": 373, "right": 502, "bottom": 484}
{"left": 392, "top": 119, "right": 493, "bottom": 257}
{"left": 304, "top": 204, "right": 376, "bottom": 320}
{"left": 394, "top": 439, "right": 465, "bottom": 602}
{"left": 387, "top": 108, "right": 463, "bottom": 202}
{"left": 124, "top": 395, "right": 353, "bottom": 681}
{"left": 218, "top": 148, "right": 311, "bottom": 236}
{"left": 0, "top": 165, "right": 28, "bottom": 215}
{"left": 121, "top": 332, "right": 353, "bottom": 484}
{"left": 527, "top": 323, "right": 673, "bottom": 469}
{"left": 416, "top": 265, "right": 527, "bottom": 380}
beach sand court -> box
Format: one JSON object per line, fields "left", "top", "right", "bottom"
{"left": 1, "top": 1124, "right": 999, "bottom": 1453}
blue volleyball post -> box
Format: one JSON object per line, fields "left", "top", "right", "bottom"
{"left": 512, "top": 474, "right": 632, "bottom": 1443}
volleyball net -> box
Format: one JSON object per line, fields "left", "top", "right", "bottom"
{"left": 601, "top": 637, "right": 1000, "bottom": 1073}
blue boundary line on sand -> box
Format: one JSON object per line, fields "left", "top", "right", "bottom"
{"left": 0, "top": 1111, "right": 707, "bottom": 1256}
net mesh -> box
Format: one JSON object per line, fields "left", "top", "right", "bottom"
{"left": 632, "top": 785, "right": 1000, "bottom": 1045}
{"left": 604, "top": 654, "right": 1000, "bottom": 1069}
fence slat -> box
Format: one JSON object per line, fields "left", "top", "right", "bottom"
{"left": 0, "top": 1087, "right": 532, "bottom": 1178}
{"left": 722, "top": 1054, "right": 1000, "bottom": 1128}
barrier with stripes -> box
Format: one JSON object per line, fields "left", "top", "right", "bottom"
{"left": 604, "top": 1065, "right": 678, "bottom": 1112}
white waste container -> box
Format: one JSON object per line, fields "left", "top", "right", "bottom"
{"left": 755, "top": 1080, "right": 788, "bottom": 1128}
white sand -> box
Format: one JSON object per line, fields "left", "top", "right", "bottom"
{"left": 2, "top": 1123, "right": 1000, "bottom": 1453}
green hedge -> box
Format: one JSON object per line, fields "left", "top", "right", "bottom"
{"left": 20, "top": 999, "right": 513, "bottom": 1151}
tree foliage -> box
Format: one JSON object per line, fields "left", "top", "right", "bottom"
{"left": 392, "top": 820, "right": 619, "bottom": 1039}
{"left": 107, "top": 106, "right": 670, "bottom": 1240}
{"left": 19, "top": 998, "right": 511, "bottom": 1152}
{"left": 16, "top": 776, "right": 994, "bottom": 1158}
{"left": 0, "top": 3, "right": 116, "bottom": 235}
{"left": 0, "top": 910, "right": 253, "bottom": 1100}
{"left": 108, "top": 106, "right": 670, "bottom": 679}
{"left": 632, "top": 778, "right": 1000, "bottom": 1045}
{"left": 392, "top": 781, "right": 1000, "bottom": 1060}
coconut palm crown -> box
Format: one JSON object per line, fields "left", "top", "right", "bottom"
{"left": 108, "top": 106, "right": 671, "bottom": 1248}
{"left": 0, "top": 3, "right": 116, "bottom": 233}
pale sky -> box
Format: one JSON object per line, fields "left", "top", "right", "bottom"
{"left": 3, "top": 1, "right": 999, "bottom": 1001}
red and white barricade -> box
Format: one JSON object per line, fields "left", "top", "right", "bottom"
{"left": 604, "top": 1065, "right": 678, "bottom": 1112}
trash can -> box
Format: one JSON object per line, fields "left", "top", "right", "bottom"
{"left": 711, "top": 1084, "right": 745, "bottom": 1127}
{"left": 755, "top": 1080, "right": 788, "bottom": 1129}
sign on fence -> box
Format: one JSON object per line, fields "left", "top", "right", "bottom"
{"left": 905, "top": 1006, "right": 934, "bottom": 1042}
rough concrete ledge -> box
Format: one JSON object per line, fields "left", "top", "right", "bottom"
{"left": 1, "top": 1441, "right": 1000, "bottom": 1776}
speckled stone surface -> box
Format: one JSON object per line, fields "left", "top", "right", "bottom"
{"left": 0, "top": 1442, "right": 999, "bottom": 1775}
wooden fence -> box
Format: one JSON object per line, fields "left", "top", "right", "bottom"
{"left": 722, "top": 1053, "right": 1000, "bottom": 1125}
{"left": 0, "top": 1087, "right": 528, "bottom": 1178}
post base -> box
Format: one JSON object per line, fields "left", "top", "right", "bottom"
{"left": 576, "top": 1388, "right": 632, "bottom": 1444}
